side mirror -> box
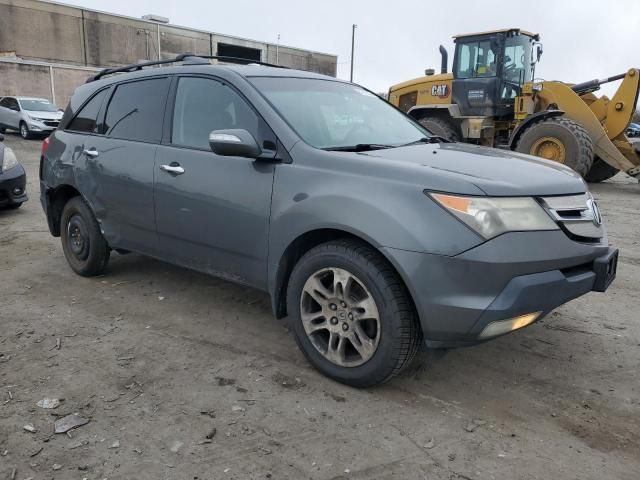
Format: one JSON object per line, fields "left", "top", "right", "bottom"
{"left": 209, "top": 129, "right": 262, "bottom": 159}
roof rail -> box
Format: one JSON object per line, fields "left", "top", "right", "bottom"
{"left": 88, "top": 53, "right": 287, "bottom": 82}
{"left": 174, "top": 54, "right": 288, "bottom": 69}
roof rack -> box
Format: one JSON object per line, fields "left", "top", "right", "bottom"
{"left": 88, "top": 54, "right": 287, "bottom": 82}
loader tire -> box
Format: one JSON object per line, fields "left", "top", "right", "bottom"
{"left": 585, "top": 157, "right": 619, "bottom": 183}
{"left": 515, "top": 117, "right": 593, "bottom": 177}
{"left": 418, "top": 117, "right": 460, "bottom": 142}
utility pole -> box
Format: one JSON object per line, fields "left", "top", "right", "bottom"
{"left": 276, "top": 34, "right": 280, "bottom": 65}
{"left": 350, "top": 24, "right": 357, "bottom": 82}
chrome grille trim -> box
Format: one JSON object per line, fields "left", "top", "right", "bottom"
{"left": 540, "top": 193, "right": 603, "bottom": 240}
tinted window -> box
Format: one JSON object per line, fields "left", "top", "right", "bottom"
{"left": 1, "top": 98, "right": 19, "bottom": 111}
{"left": 172, "top": 77, "right": 260, "bottom": 150}
{"left": 104, "top": 78, "right": 169, "bottom": 143}
{"left": 67, "top": 89, "right": 108, "bottom": 133}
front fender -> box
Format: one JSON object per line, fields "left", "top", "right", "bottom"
{"left": 267, "top": 158, "right": 485, "bottom": 297}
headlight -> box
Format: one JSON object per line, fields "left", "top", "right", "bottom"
{"left": 1, "top": 147, "right": 19, "bottom": 172}
{"left": 430, "top": 193, "right": 558, "bottom": 239}
{"left": 29, "top": 115, "right": 44, "bottom": 122}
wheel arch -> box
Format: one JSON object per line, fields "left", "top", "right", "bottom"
{"left": 407, "top": 104, "right": 461, "bottom": 122}
{"left": 508, "top": 109, "right": 565, "bottom": 150}
{"left": 270, "top": 228, "right": 418, "bottom": 325}
{"left": 45, "top": 184, "right": 82, "bottom": 237}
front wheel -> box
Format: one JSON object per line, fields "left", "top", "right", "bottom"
{"left": 19, "top": 122, "right": 31, "bottom": 140}
{"left": 60, "top": 197, "right": 110, "bottom": 276}
{"left": 286, "top": 239, "right": 422, "bottom": 387}
{"left": 585, "top": 157, "right": 619, "bottom": 183}
{"left": 515, "top": 117, "right": 594, "bottom": 177}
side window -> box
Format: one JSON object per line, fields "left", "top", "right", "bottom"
{"left": 8, "top": 98, "right": 20, "bottom": 111}
{"left": 104, "top": 78, "right": 169, "bottom": 143}
{"left": 0, "top": 98, "right": 10, "bottom": 108}
{"left": 171, "top": 77, "right": 262, "bottom": 150}
{"left": 67, "top": 89, "right": 108, "bottom": 133}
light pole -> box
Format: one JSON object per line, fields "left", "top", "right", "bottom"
{"left": 276, "top": 33, "right": 280, "bottom": 65}
{"left": 350, "top": 24, "right": 357, "bottom": 82}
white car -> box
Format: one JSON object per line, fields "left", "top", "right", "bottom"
{"left": 0, "top": 96, "right": 64, "bottom": 139}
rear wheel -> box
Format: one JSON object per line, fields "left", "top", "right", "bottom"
{"left": 60, "top": 197, "right": 110, "bottom": 276}
{"left": 19, "top": 122, "right": 31, "bottom": 140}
{"left": 585, "top": 157, "right": 619, "bottom": 183}
{"left": 515, "top": 117, "right": 594, "bottom": 177}
{"left": 418, "top": 116, "right": 460, "bottom": 142}
{"left": 286, "top": 239, "right": 422, "bottom": 387}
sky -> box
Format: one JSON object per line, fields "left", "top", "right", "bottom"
{"left": 61, "top": 0, "right": 640, "bottom": 97}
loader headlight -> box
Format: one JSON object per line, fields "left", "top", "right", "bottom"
{"left": 1, "top": 147, "right": 19, "bottom": 172}
{"left": 430, "top": 193, "right": 558, "bottom": 239}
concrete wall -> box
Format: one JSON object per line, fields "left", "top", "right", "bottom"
{"left": 0, "top": 59, "right": 98, "bottom": 108}
{"left": 0, "top": 0, "right": 337, "bottom": 74}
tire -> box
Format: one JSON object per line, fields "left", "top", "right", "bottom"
{"left": 60, "top": 196, "right": 110, "bottom": 277}
{"left": 5, "top": 202, "right": 22, "bottom": 210}
{"left": 286, "top": 239, "right": 422, "bottom": 387}
{"left": 418, "top": 116, "right": 460, "bottom": 142}
{"left": 515, "top": 116, "right": 593, "bottom": 177}
{"left": 585, "top": 157, "right": 619, "bottom": 183}
{"left": 19, "top": 122, "right": 31, "bottom": 140}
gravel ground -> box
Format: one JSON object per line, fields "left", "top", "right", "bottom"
{"left": 1, "top": 134, "right": 639, "bottom": 480}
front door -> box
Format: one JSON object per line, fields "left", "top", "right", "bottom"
{"left": 154, "top": 76, "right": 277, "bottom": 289}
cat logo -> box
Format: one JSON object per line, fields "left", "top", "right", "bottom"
{"left": 431, "top": 84, "right": 450, "bottom": 98}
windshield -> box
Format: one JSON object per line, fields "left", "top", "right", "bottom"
{"left": 19, "top": 99, "right": 59, "bottom": 112}
{"left": 250, "top": 77, "right": 427, "bottom": 149}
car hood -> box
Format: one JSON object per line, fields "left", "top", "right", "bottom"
{"left": 26, "top": 110, "right": 63, "bottom": 120}
{"left": 360, "top": 142, "right": 587, "bottom": 196}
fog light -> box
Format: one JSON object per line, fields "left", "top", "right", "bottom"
{"left": 13, "top": 187, "right": 23, "bottom": 195}
{"left": 479, "top": 312, "right": 542, "bottom": 339}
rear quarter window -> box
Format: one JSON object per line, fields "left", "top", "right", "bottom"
{"left": 67, "top": 89, "right": 109, "bottom": 133}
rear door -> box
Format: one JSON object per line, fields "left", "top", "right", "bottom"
{"left": 154, "top": 75, "right": 277, "bottom": 289}
{"left": 79, "top": 77, "right": 170, "bottom": 255}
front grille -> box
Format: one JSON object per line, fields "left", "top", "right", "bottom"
{"left": 540, "top": 193, "right": 604, "bottom": 242}
{"left": 43, "top": 120, "right": 59, "bottom": 127}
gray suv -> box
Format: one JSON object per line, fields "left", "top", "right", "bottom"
{"left": 40, "top": 56, "right": 618, "bottom": 387}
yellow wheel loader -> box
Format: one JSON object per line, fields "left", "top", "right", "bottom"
{"left": 388, "top": 28, "right": 640, "bottom": 182}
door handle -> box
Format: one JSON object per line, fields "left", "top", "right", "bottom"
{"left": 160, "top": 164, "right": 185, "bottom": 175}
{"left": 83, "top": 148, "right": 99, "bottom": 158}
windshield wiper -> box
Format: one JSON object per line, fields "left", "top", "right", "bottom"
{"left": 399, "top": 136, "right": 449, "bottom": 147}
{"left": 323, "top": 143, "right": 395, "bottom": 152}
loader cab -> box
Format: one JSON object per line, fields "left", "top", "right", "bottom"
{"left": 451, "top": 29, "right": 540, "bottom": 118}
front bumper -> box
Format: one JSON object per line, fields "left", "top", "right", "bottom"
{"left": 0, "top": 164, "right": 28, "bottom": 206}
{"left": 381, "top": 230, "right": 616, "bottom": 348}
{"left": 28, "top": 121, "right": 57, "bottom": 133}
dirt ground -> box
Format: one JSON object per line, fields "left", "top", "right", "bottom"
{"left": 1, "top": 134, "right": 639, "bottom": 480}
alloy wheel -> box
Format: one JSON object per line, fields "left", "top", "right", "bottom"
{"left": 300, "top": 267, "right": 381, "bottom": 367}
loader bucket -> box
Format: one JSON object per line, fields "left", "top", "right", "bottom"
{"left": 537, "top": 72, "right": 640, "bottom": 178}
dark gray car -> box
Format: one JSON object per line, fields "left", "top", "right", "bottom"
{"left": 39, "top": 57, "right": 618, "bottom": 387}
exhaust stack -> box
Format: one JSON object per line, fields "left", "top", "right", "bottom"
{"left": 439, "top": 45, "right": 448, "bottom": 74}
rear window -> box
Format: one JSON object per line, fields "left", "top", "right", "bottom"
{"left": 67, "top": 89, "right": 108, "bottom": 133}
{"left": 104, "top": 78, "right": 169, "bottom": 143}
